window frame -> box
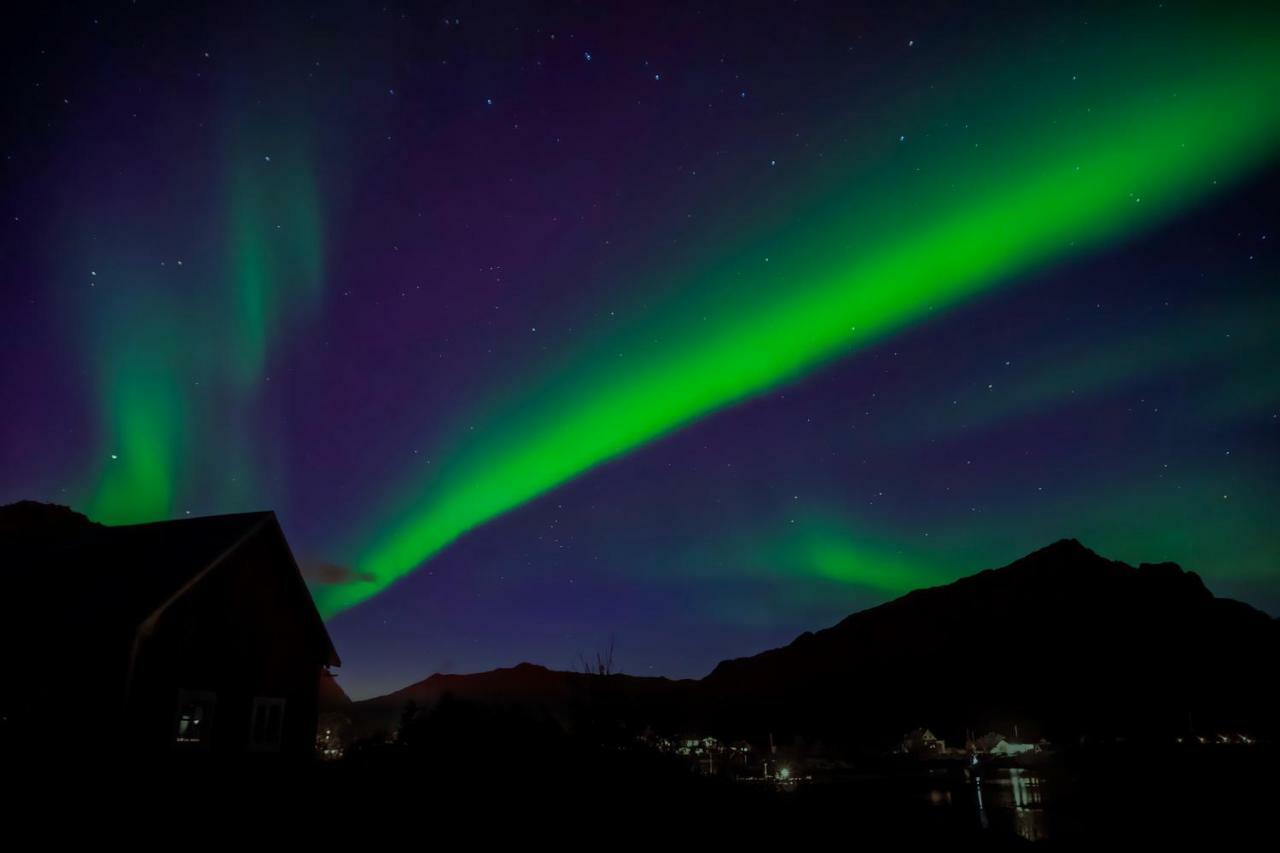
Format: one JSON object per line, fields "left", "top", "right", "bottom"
{"left": 249, "top": 696, "right": 287, "bottom": 752}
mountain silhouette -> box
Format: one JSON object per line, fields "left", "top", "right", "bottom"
{"left": 699, "top": 538, "right": 1277, "bottom": 745}
{"left": 354, "top": 539, "right": 1277, "bottom": 747}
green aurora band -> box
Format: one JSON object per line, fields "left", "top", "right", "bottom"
{"left": 86, "top": 126, "right": 323, "bottom": 524}
{"left": 227, "top": 139, "right": 325, "bottom": 389}
{"left": 89, "top": 339, "right": 185, "bottom": 524}
{"left": 895, "top": 293, "right": 1280, "bottom": 448}
{"left": 754, "top": 448, "right": 1280, "bottom": 611}
{"left": 318, "top": 21, "right": 1280, "bottom": 616}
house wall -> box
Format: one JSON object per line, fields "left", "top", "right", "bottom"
{"left": 127, "top": 528, "right": 327, "bottom": 759}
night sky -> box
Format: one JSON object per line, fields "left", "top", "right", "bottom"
{"left": 3, "top": 1, "right": 1278, "bottom": 698}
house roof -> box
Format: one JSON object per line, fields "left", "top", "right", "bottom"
{"left": 1, "top": 502, "right": 339, "bottom": 667}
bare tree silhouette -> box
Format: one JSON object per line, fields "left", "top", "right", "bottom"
{"left": 577, "top": 635, "right": 617, "bottom": 676}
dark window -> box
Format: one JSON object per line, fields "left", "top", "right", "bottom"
{"left": 250, "top": 697, "right": 286, "bottom": 751}
{"left": 175, "top": 690, "right": 216, "bottom": 746}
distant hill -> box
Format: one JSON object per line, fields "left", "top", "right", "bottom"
{"left": 356, "top": 539, "right": 1278, "bottom": 747}
{"left": 351, "top": 662, "right": 696, "bottom": 737}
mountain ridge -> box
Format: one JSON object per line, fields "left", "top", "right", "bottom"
{"left": 349, "top": 538, "right": 1277, "bottom": 745}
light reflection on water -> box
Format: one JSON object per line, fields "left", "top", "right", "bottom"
{"left": 926, "top": 767, "right": 1050, "bottom": 842}
{"left": 975, "top": 767, "right": 1048, "bottom": 842}
{"left": 912, "top": 750, "right": 1273, "bottom": 842}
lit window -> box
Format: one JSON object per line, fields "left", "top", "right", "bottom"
{"left": 250, "top": 697, "right": 286, "bottom": 751}
{"left": 175, "top": 689, "right": 216, "bottom": 746}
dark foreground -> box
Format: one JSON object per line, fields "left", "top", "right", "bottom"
{"left": 17, "top": 741, "right": 1273, "bottom": 845}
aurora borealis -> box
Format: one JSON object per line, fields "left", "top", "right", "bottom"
{"left": 3, "top": 1, "right": 1278, "bottom": 697}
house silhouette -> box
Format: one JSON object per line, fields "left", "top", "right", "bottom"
{"left": 1, "top": 501, "right": 340, "bottom": 761}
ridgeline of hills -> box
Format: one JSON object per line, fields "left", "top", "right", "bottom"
{"left": 344, "top": 539, "right": 1279, "bottom": 746}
